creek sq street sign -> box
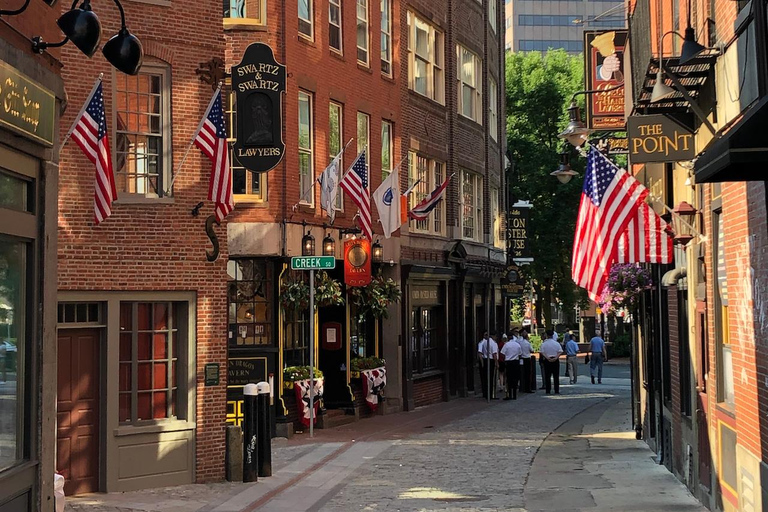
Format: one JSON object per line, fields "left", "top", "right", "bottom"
{"left": 290, "top": 256, "right": 336, "bottom": 270}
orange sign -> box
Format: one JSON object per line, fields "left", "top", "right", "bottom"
{"left": 344, "top": 238, "right": 372, "bottom": 287}
{"left": 584, "top": 30, "right": 627, "bottom": 130}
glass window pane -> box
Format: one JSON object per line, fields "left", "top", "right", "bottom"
{"left": 0, "top": 170, "right": 28, "bottom": 212}
{"left": 299, "top": 0, "right": 310, "bottom": 20}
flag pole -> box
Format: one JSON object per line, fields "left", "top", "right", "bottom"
{"left": 165, "top": 82, "right": 223, "bottom": 196}
{"left": 293, "top": 138, "right": 354, "bottom": 211}
{"left": 60, "top": 73, "right": 103, "bottom": 151}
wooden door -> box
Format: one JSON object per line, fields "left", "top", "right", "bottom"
{"left": 57, "top": 329, "right": 100, "bottom": 495}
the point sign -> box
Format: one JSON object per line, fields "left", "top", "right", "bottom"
{"left": 291, "top": 256, "right": 336, "bottom": 270}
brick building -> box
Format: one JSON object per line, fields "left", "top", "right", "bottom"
{"left": 0, "top": 1, "right": 63, "bottom": 511}
{"left": 626, "top": 0, "right": 768, "bottom": 510}
{"left": 54, "top": 0, "right": 229, "bottom": 495}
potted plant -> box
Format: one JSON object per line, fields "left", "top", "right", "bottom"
{"left": 350, "top": 356, "right": 386, "bottom": 379}
{"left": 314, "top": 271, "right": 344, "bottom": 308}
{"left": 283, "top": 365, "right": 324, "bottom": 389}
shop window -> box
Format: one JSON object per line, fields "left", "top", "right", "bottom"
{"left": 284, "top": 312, "right": 310, "bottom": 367}
{"left": 407, "top": 11, "right": 445, "bottom": 103}
{"left": 225, "top": 86, "right": 266, "bottom": 202}
{"left": 411, "top": 306, "right": 440, "bottom": 373}
{"left": 350, "top": 306, "right": 376, "bottom": 358}
{"left": 118, "top": 302, "right": 187, "bottom": 424}
{"left": 228, "top": 259, "right": 272, "bottom": 346}
{"left": 114, "top": 64, "right": 172, "bottom": 198}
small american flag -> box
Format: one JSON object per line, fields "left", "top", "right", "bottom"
{"left": 409, "top": 174, "right": 452, "bottom": 221}
{"left": 70, "top": 82, "right": 117, "bottom": 225}
{"left": 615, "top": 202, "right": 674, "bottom": 264}
{"left": 340, "top": 150, "right": 372, "bottom": 239}
{"left": 571, "top": 147, "right": 647, "bottom": 300}
{"left": 194, "top": 90, "right": 233, "bottom": 222}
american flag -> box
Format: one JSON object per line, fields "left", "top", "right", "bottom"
{"left": 615, "top": 202, "right": 674, "bottom": 264}
{"left": 409, "top": 174, "right": 452, "bottom": 220}
{"left": 194, "top": 90, "right": 233, "bottom": 222}
{"left": 571, "top": 147, "right": 648, "bottom": 300}
{"left": 340, "top": 150, "right": 372, "bottom": 239}
{"left": 70, "top": 82, "right": 117, "bottom": 225}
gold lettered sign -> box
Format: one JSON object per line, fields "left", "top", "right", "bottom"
{"left": 627, "top": 114, "right": 695, "bottom": 163}
{"left": 0, "top": 60, "right": 55, "bottom": 146}
{"left": 507, "top": 201, "right": 533, "bottom": 263}
{"left": 584, "top": 30, "right": 627, "bottom": 130}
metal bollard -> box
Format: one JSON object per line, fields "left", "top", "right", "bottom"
{"left": 256, "top": 382, "right": 272, "bottom": 477}
{"left": 242, "top": 383, "right": 258, "bottom": 483}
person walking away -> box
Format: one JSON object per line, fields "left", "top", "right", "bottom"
{"left": 539, "top": 330, "right": 563, "bottom": 394}
{"left": 565, "top": 334, "right": 580, "bottom": 384}
{"left": 589, "top": 331, "right": 607, "bottom": 384}
{"left": 501, "top": 334, "right": 522, "bottom": 400}
{"left": 518, "top": 330, "right": 534, "bottom": 393}
{"left": 477, "top": 331, "right": 499, "bottom": 398}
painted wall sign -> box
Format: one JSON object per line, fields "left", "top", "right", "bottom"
{"left": 344, "top": 238, "right": 372, "bottom": 287}
{"left": 232, "top": 43, "right": 286, "bottom": 173}
{"left": 0, "top": 60, "right": 56, "bottom": 146}
{"left": 227, "top": 356, "right": 267, "bottom": 387}
{"left": 584, "top": 30, "right": 627, "bottom": 130}
{"left": 507, "top": 201, "right": 533, "bottom": 263}
{"left": 410, "top": 284, "right": 442, "bottom": 306}
{"left": 627, "top": 114, "right": 695, "bottom": 163}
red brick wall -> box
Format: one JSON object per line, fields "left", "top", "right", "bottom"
{"left": 57, "top": 0, "right": 229, "bottom": 483}
{"left": 667, "top": 287, "right": 683, "bottom": 473}
{"left": 414, "top": 374, "right": 444, "bottom": 407}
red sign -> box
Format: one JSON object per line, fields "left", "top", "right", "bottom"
{"left": 344, "top": 238, "right": 371, "bottom": 287}
{"left": 584, "top": 30, "right": 627, "bottom": 130}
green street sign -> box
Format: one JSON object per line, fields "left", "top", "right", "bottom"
{"left": 291, "top": 256, "right": 336, "bottom": 270}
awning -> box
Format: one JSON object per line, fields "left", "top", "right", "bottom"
{"left": 694, "top": 95, "right": 768, "bottom": 182}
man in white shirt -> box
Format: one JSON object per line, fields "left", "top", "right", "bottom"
{"left": 539, "top": 330, "right": 563, "bottom": 394}
{"left": 500, "top": 335, "right": 522, "bottom": 400}
{"left": 518, "top": 330, "right": 534, "bottom": 393}
{"left": 477, "top": 331, "right": 499, "bottom": 399}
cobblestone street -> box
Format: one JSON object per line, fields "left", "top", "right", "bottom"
{"left": 66, "top": 362, "right": 705, "bottom": 512}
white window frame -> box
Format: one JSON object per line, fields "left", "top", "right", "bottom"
{"left": 356, "top": 0, "right": 369, "bottom": 65}
{"left": 225, "top": 85, "right": 266, "bottom": 203}
{"left": 488, "top": 0, "right": 497, "bottom": 34}
{"left": 381, "top": 120, "right": 393, "bottom": 180}
{"left": 408, "top": 151, "right": 446, "bottom": 236}
{"left": 329, "top": 0, "right": 342, "bottom": 53}
{"left": 223, "top": 0, "right": 266, "bottom": 24}
{"left": 380, "top": 0, "right": 392, "bottom": 76}
{"left": 460, "top": 170, "right": 483, "bottom": 242}
{"left": 329, "top": 101, "right": 344, "bottom": 211}
{"left": 407, "top": 11, "right": 445, "bottom": 104}
{"left": 299, "top": 0, "right": 313, "bottom": 39}
{"left": 298, "top": 91, "right": 314, "bottom": 206}
{"left": 457, "top": 44, "right": 482, "bottom": 124}
{"left": 489, "top": 77, "right": 498, "bottom": 141}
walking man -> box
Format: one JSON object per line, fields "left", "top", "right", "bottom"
{"left": 477, "top": 331, "right": 499, "bottom": 398}
{"left": 501, "top": 333, "right": 522, "bottom": 400}
{"left": 565, "top": 334, "right": 580, "bottom": 384}
{"left": 589, "top": 331, "right": 607, "bottom": 384}
{"left": 539, "top": 330, "right": 563, "bottom": 394}
{"left": 519, "top": 330, "right": 534, "bottom": 393}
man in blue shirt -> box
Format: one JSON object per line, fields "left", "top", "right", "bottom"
{"left": 589, "top": 332, "right": 607, "bottom": 384}
{"left": 565, "top": 334, "right": 580, "bottom": 384}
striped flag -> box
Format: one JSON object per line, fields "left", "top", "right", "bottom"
{"left": 340, "top": 150, "right": 372, "bottom": 239}
{"left": 571, "top": 147, "right": 648, "bottom": 300}
{"left": 615, "top": 202, "right": 674, "bottom": 264}
{"left": 194, "top": 90, "right": 233, "bottom": 222}
{"left": 408, "top": 174, "right": 452, "bottom": 221}
{"left": 70, "top": 82, "right": 117, "bottom": 225}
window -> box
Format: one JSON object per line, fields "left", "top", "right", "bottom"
{"left": 114, "top": 65, "right": 171, "bottom": 198}
{"left": 223, "top": 0, "right": 265, "bottom": 23}
{"left": 356, "top": 0, "right": 369, "bottom": 64}
{"left": 223, "top": 0, "right": 245, "bottom": 18}
{"left": 119, "top": 302, "right": 186, "bottom": 423}
{"left": 411, "top": 307, "right": 441, "bottom": 373}
{"left": 329, "top": 102, "right": 344, "bottom": 209}
{"left": 299, "top": 0, "right": 313, "bottom": 38}
{"left": 350, "top": 306, "right": 375, "bottom": 358}
{"left": 461, "top": 170, "right": 483, "bottom": 241}
{"left": 299, "top": 91, "right": 314, "bottom": 205}
{"left": 329, "top": 0, "right": 342, "bottom": 52}
{"left": 380, "top": 0, "right": 392, "bottom": 75}
{"left": 489, "top": 77, "right": 498, "bottom": 141}
{"left": 457, "top": 45, "right": 482, "bottom": 123}
{"left": 408, "top": 152, "right": 445, "bottom": 235}
{"left": 381, "top": 121, "right": 393, "bottom": 179}
{"left": 407, "top": 11, "right": 445, "bottom": 103}
{"left": 519, "top": 39, "right": 583, "bottom": 52}
{"left": 713, "top": 209, "right": 733, "bottom": 405}
{"left": 357, "top": 112, "right": 370, "bottom": 153}
{"left": 228, "top": 260, "right": 272, "bottom": 347}
{"left": 491, "top": 187, "right": 503, "bottom": 248}
{"left": 225, "top": 87, "right": 266, "bottom": 202}
{"left": 283, "top": 273, "right": 310, "bottom": 366}
{"left": 488, "top": 0, "right": 497, "bottom": 34}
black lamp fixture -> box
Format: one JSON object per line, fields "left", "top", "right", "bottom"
{"left": 301, "top": 222, "right": 315, "bottom": 256}
{"left": 322, "top": 232, "right": 335, "bottom": 257}
{"left": 678, "top": 0, "right": 707, "bottom": 65}
{"left": 550, "top": 150, "right": 579, "bottom": 184}
{"left": 101, "top": 0, "right": 143, "bottom": 75}
{"left": 372, "top": 240, "right": 383, "bottom": 264}
{"left": 558, "top": 101, "right": 593, "bottom": 147}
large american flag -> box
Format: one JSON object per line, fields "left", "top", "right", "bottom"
{"left": 409, "top": 174, "right": 452, "bottom": 221}
{"left": 571, "top": 147, "right": 648, "bottom": 300}
{"left": 615, "top": 202, "right": 674, "bottom": 264}
{"left": 70, "top": 82, "right": 117, "bottom": 225}
{"left": 340, "top": 150, "right": 372, "bottom": 239}
{"left": 194, "top": 90, "right": 233, "bottom": 222}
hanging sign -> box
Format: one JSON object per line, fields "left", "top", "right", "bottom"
{"left": 508, "top": 201, "right": 533, "bottom": 264}
{"left": 0, "top": 60, "right": 55, "bottom": 146}
{"left": 627, "top": 114, "right": 694, "bottom": 163}
{"left": 584, "top": 30, "right": 627, "bottom": 130}
{"left": 593, "top": 136, "right": 629, "bottom": 155}
{"left": 232, "top": 43, "right": 286, "bottom": 173}
{"left": 344, "top": 238, "right": 372, "bottom": 287}
{"left": 502, "top": 265, "right": 525, "bottom": 297}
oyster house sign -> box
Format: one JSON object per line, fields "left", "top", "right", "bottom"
{"left": 232, "top": 43, "right": 286, "bottom": 173}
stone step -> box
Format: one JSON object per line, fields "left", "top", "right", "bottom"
{"left": 317, "top": 410, "right": 357, "bottom": 429}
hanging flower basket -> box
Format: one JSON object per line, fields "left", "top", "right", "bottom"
{"left": 349, "top": 273, "right": 401, "bottom": 320}
{"left": 598, "top": 263, "right": 653, "bottom": 317}
{"left": 314, "top": 271, "right": 345, "bottom": 308}
{"left": 279, "top": 278, "right": 309, "bottom": 312}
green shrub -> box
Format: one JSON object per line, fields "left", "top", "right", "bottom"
{"left": 610, "top": 332, "right": 631, "bottom": 358}
{"left": 529, "top": 335, "right": 542, "bottom": 353}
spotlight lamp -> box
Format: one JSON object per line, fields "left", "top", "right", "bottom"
{"left": 650, "top": 69, "right": 676, "bottom": 103}
{"left": 558, "top": 101, "right": 593, "bottom": 147}
{"left": 372, "top": 240, "right": 384, "bottom": 264}
{"left": 550, "top": 151, "right": 579, "bottom": 184}
{"left": 101, "top": 0, "right": 143, "bottom": 75}
{"left": 322, "top": 233, "right": 336, "bottom": 257}
{"left": 679, "top": 25, "right": 707, "bottom": 65}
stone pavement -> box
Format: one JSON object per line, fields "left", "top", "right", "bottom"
{"left": 66, "top": 362, "right": 705, "bottom": 512}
